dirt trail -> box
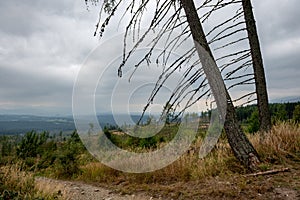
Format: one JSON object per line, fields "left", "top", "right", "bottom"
{"left": 35, "top": 177, "right": 159, "bottom": 200}
{"left": 35, "top": 166, "right": 300, "bottom": 200}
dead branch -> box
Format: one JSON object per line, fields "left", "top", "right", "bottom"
{"left": 244, "top": 168, "right": 290, "bottom": 177}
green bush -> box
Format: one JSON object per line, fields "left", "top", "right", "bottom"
{"left": 52, "top": 131, "right": 84, "bottom": 178}
{"left": 293, "top": 105, "right": 300, "bottom": 123}
{"left": 247, "top": 109, "right": 260, "bottom": 133}
{"left": 13, "top": 130, "right": 86, "bottom": 178}
{"left": 16, "top": 131, "right": 49, "bottom": 159}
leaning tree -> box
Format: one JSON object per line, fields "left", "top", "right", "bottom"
{"left": 242, "top": 0, "right": 271, "bottom": 134}
{"left": 86, "top": 0, "right": 264, "bottom": 170}
{"left": 181, "top": 0, "right": 259, "bottom": 170}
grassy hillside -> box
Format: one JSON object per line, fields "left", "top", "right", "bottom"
{"left": 0, "top": 121, "right": 299, "bottom": 199}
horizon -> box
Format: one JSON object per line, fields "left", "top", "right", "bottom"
{"left": 1, "top": 96, "right": 299, "bottom": 117}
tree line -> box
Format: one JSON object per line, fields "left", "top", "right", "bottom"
{"left": 236, "top": 102, "right": 300, "bottom": 124}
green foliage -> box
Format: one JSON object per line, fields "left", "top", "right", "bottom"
{"left": 16, "top": 131, "right": 49, "bottom": 159}
{"left": 271, "top": 103, "right": 288, "bottom": 123}
{"left": 15, "top": 131, "right": 58, "bottom": 171}
{"left": 236, "top": 102, "right": 300, "bottom": 123}
{"left": 102, "top": 124, "right": 178, "bottom": 151}
{"left": 35, "top": 141, "right": 57, "bottom": 170}
{"left": 247, "top": 109, "right": 260, "bottom": 133}
{"left": 236, "top": 105, "right": 257, "bottom": 123}
{"left": 235, "top": 102, "right": 300, "bottom": 132}
{"left": 0, "top": 136, "right": 13, "bottom": 157}
{"left": 0, "top": 130, "right": 86, "bottom": 178}
{"left": 293, "top": 105, "right": 300, "bottom": 123}
{"left": 52, "top": 130, "right": 85, "bottom": 178}
{"left": 138, "top": 137, "right": 159, "bottom": 149}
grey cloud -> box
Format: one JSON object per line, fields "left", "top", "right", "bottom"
{"left": 251, "top": 0, "right": 300, "bottom": 99}
{"left": 0, "top": 0, "right": 299, "bottom": 115}
{"left": 0, "top": 0, "right": 101, "bottom": 115}
{"left": 254, "top": 0, "right": 300, "bottom": 41}
{"left": 0, "top": 64, "right": 72, "bottom": 103}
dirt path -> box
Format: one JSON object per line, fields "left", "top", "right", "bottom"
{"left": 35, "top": 165, "right": 300, "bottom": 200}
{"left": 35, "top": 177, "right": 159, "bottom": 200}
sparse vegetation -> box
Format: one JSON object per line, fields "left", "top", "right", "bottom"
{"left": 0, "top": 165, "right": 58, "bottom": 199}
{"left": 293, "top": 104, "right": 300, "bottom": 123}
{"left": 75, "top": 122, "right": 300, "bottom": 199}
{"left": 76, "top": 122, "right": 300, "bottom": 183}
{"left": 0, "top": 107, "right": 299, "bottom": 199}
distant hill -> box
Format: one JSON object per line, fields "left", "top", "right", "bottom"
{"left": 0, "top": 115, "right": 75, "bottom": 135}
{"left": 0, "top": 114, "right": 148, "bottom": 135}
{"left": 2, "top": 99, "right": 299, "bottom": 135}
{"left": 270, "top": 96, "right": 300, "bottom": 104}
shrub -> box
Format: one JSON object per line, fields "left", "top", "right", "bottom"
{"left": 293, "top": 105, "right": 300, "bottom": 123}
{"left": 52, "top": 131, "right": 84, "bottom": 178}
{"left": 16, "top": 131, "right": 49, "bottom": 159}
{"left": 247, "top": 109, "right": 260, "bottom": 133}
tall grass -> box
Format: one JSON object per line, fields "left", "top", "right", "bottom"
{"left": 78, "top": 136, "right": 236, "bottom": 184}
{"left": 2, "top": 122, "right": 297, "bottom": 196}
{"left": 77, "top": 122, "right": 300, "bottom": 184}
{"left": 252, "top": 122, "right": 300, "bottom": 164}
{"left": 0, "top": 165, "right": 59, "bottom": 199}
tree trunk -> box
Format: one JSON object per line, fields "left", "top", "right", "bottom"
{"left": 242, "top": 0, "right": 271, "bottom": 134}
{"left": 181, "top": 0, "right": 260, "bottom": 171}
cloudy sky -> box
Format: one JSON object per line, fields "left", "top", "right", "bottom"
{"left": 0, "top": 0, "right": 299, "bottom": 116}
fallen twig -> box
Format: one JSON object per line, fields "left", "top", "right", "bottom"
{"left": 244, "top": 168, "right": 290, "bottom": 177}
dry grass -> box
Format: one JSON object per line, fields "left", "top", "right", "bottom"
{"left": 0, "top": 165, "right": 60, "bottom": 199}
{"left": 77, "top": 122, "right": 300, "bottom": 199}
{"left": 78, "top": 138, "right": 238, "bottom": 184}
{"left": 2, "top": 122, "right": 299, "bottom": 199}
{"left": 79, "top": 162, "right": 121, "bottom": 183}
{"left": 35, "top": 177, "right": 66, "bottom": 199}
{"left": 252, "top": 122, "right": 300, "bottom": 165}
{"left": 77, "top": 122, "right": 300, "bottom": 185}
{"left": 0, "top": 165, "right": 35, "bottom": 196}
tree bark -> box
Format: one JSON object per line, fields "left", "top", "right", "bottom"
{"left": 242, "top": 0, "right": 271, "bottom": 134}
{"left": 181, "top": 0, "right": 260, "bottom": 171}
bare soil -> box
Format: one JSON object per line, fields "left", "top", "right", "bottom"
{"left": 35, "top": 177, "right": 160, "bottom": 200}
{"left": 36, "top": 163, "right": 300, "bottom": 200}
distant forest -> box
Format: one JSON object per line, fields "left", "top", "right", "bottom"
{"left": 236, "top": 101, "right": 300, "bottom": 122}
{"left": 235, "top": 101, "right": 300, "bottom": 133}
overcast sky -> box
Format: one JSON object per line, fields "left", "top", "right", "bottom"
{"left": 0, "top": 0, "right": 299, "bottom": 116}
